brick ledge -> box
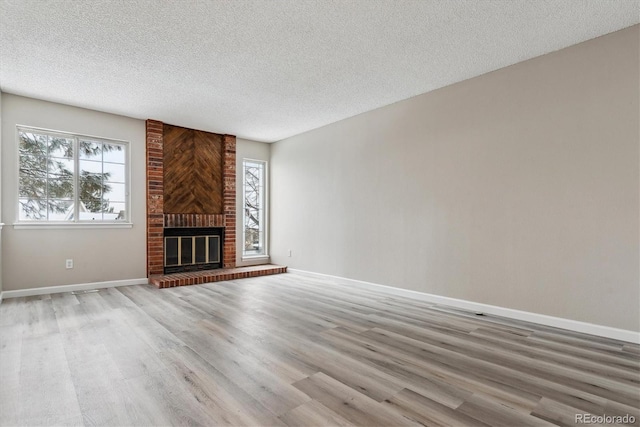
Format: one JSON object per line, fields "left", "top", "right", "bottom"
{"left": 149, "top": 264, "right": 287, "bottom": 288}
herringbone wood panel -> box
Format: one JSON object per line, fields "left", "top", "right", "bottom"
{"left": 163, "top": 124, "right": 223, "bottom": 214}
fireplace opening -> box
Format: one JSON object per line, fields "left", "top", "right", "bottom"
{"left": 164, "top": 227, "right": 223, "bottom": 274}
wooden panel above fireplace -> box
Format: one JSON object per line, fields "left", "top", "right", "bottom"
{"left": 163, "top": 124, "right": 223, "bottom": 214}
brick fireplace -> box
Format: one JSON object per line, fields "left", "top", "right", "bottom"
{"left": 146, "top": 120, "right": 286, "bottom": 288}
{"left": 146, "top": 119, "right": 236, "bottom": 276}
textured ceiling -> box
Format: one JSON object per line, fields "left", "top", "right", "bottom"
{"left": 0, "top": 1, "right": 638, "bottom": 142}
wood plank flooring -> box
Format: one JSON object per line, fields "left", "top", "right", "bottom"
{"left": 1, "top": 272, "right": 638, "bottom": 426}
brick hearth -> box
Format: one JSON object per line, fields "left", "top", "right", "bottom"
{"left": 149, "top": 265, "right": 287, "bottom": 288}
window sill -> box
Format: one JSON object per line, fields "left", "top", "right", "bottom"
{"left": 13, "top": 222, "right": 133, "bottom": 230}
{"left": 241, "top": 254, "right": 270, "bottom": 261}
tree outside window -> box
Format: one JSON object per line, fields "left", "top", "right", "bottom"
{"left": 243, "top": 160, "right": 266, "bottom": 256}
{"left": 18, "top": 128, "right": 128, "bottom": 222}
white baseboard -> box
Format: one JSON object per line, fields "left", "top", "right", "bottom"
{"left": 288, "top": 268, "right": 640, "bottom": 344}
{"left": 0, "top": 278, "right": 148, "bottom": 300}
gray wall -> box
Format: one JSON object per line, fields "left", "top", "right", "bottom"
{"left": 0, "top": 95, "right": 272, "bottom": 291}
{"left": 270, "top": 26, "right": 639, "bottom": 331}
{"left": 1, "top": 94, "right": 147, "bottom": 290}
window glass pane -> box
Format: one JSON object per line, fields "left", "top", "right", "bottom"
{"left": 103, "top": 201, "right": 126, "bottom": 220}
{"left": 19, "top": 162, "right": 46, "bottom": 198}
{"left": 47, "top": 178, "right": 73, "bottom": 199}
{"left": 79, "top": 140, "right": 102, "bottom": 160}
{"left": 79, "top": 159, "right": 102, "bottom": 174}
{"left": 78, "top": 212, "right": 103, "bottom": 221}
{"left": 48, "top": 136, "right": 73, "bottom": 159}
{"left": 19, "top": 154, "right": 47, "bottom": 174}
{"left": 19, "top": 176, "right": 46, "bottom": 198}
{"left": 103, "top": 162, "right": 125, "bottom": 183}
{"left": 47, "top": 199, "right": 73, "bottom": 221}
{"left": 19, "top": 132, "right": 47, "bottom": 157}
{"left": 103, "top": 143, "right": 125, "bottom": 163}
{"left": 103, "top": 182, "right": 125, "bottom": 201}
{"left": 19, "top": 198, "right": 46, "bottom": 221}
{"left": 48, "top": 157, "right": 74, "bottom": 178}
{"left": 79, "top": 198, "right": 103, "bottom": 220}
{"left": 79, "top": 160, "right": 104, "bottom": 204}
{"left": 243, "top": 160, "right": 266, "bottom": 256}
{"left": 253, "top": 231, "right": 264, "bottom": 252}
{"left": 19, "top": 132, "right": 48, "bottom": 209}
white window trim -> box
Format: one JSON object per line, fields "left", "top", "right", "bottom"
{"left": 13, "top": 222, "right": 133, "bottom": 230}
{"left": 14, "top": 125, "right": 132, "bottom": 228}
{"left": 242, "top": 158, "right": 269, "bottom": 260}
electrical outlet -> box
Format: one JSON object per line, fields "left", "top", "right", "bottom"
{"left": 288, "top": 249, "right": 292, "bottom": 257}
{"left": 65, "top": 259, "right": 73, "bottom": 269}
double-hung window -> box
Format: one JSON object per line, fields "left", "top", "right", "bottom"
{"left": 243, "top": 159, "right": 267, "bottom": 257}
{"left": 18, "top": 126, "right": 129, "bottom": 223}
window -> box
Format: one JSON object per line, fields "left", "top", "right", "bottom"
{"left": 18, "top": 126, "right": 129, "bottom": 223}
{"left": 243, "top": 159, "right": 267, "bottom": 257}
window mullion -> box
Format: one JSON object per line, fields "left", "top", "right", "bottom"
{"left": 101, "top": 143, "right": 105, "bottom": 221}
{"left": 45, "top": 135, "right": 50, "bottom": 220}
{"left": 74, "top": 137, "right": 80, "bottom": 222}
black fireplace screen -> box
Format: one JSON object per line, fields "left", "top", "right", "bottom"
{"left": 164, "top": 227, "right": 223, "bottom": 274}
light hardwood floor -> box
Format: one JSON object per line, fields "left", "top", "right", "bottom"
{"left": 1, "top": 272, "right": 638, "bottom": 426}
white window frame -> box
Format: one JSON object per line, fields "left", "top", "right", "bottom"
{"left": 242, "top": 158, "right": 268, "bottom": 259}
{"left": 14, "top": 125, "right": 132, "bottom": 229}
